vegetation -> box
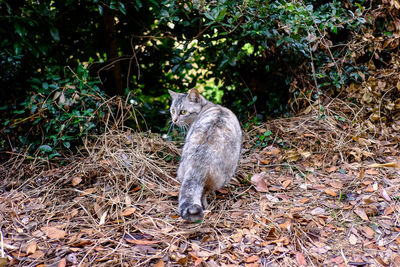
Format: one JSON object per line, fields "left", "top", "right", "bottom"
{"left": 0, "top": 0, "right": 381, "bottom": 157}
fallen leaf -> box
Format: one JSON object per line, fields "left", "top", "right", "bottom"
{"left": 58, "top": 258, "right": 67, "bottom": 267}
{"left": 251, "top": 172, "right": 269, "bottom": 192}
{"left": 368, "top": 162, "right": 400, "bottom": 168}
{"left": 126, "top": 239, "right": 159, "bottom": 245}
{"left": 329, "top": 181, "right": 343, "bottom": 189}
{"left": 282, "top": 180, "right": 291, "bottom": 189}
{"left": 80, "top": 188, "right": 96, "bottom": 196}
{"left": 325, "top": 188, "right": 337, "bottom": 196}
{"left": 40, "top": 227, "right": 67, "bottom": 239}
{"left": 99, "top": 211, "right": 107, "bottom": 226}
{"left": 354, "top": 208, "right": 369, "bottom": 221}
{"left": 71, "top": 176, "right": 82, "bottom": 186}
{"left": 26, "top": 240, "right": 37, "bottom": 254}
{"left": 361, "top": 226, "right": 374, "bottom": 238}
{"left": 28, "top": 250, "right": 45, "bottom": 259}
{"left": 154, "top": 259, "right": 164, "bottom": 267}
{"left": 310, "top": 207, "right": 325, "bottom": 215}
{"left": 122, "top": 207, "right": 137, "bottom": 216}
{"left": 349, "top": 234, "right": 358, "bottom": 245}
{"left": 381, "top": 189, "right": 391, "bottom": 202}
{"left": 295, "top": 252, "right": 307, "bottom": 266}
{"left": 365, "top": 168, "right": 378, "bottom": 175}
{"left": 68, "top": 209, "right": 79, "bottom": 219}
{"left": 246, "top": 255, "right": 259, "bottom": 263}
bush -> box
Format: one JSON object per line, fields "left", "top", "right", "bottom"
{"left": 1, "top": 63, "right": 110, "bottom": 159}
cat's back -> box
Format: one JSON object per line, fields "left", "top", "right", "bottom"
{"left": 183, "top": 104, "right": 241, "bottom": 168}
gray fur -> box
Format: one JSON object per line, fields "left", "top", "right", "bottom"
{"left": 168, "top": 89, "right": 242, "bottom": 222}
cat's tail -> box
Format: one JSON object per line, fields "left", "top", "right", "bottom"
{"left": 178, "top": 167, "right": 206, "bottom": 222}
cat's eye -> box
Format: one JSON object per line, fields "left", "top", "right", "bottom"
{"left": 180, "top": 110, "right": 187, "bottom": 115}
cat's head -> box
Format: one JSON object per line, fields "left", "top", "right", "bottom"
{"left": 168, "top": 88, "right": 206, "bottom": 127}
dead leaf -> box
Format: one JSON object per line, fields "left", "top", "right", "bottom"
{"left": 368, "top": 162, "right": 400, "bottom": 168}
{"left": 354, "top": 208, "right": 369, "bottom": 221}
{"left": 121, "top": 207, "right": 137, "bottom": 216}
{"left": 80, "top": 188, "right": 96, "bottom": 196}
{"left": 28, "top": 250, "right": 45, "bottom": 259}
{"left": 58, "top": 258, "right": 67, "bottom": 267}
{"left": 325, "top": 188, "right": 337, "bottom": 196}
{"left": 365, "top": 168, "right": 378, "bottom": 175}
{"left": 251, "top": 172, "right": 269, "bottom": 192}
{"left": 40, "top": 226, "right": 67, "bottom": 239}
{"left": 361, "top": 226, "right": 375, "bottom": 238}
{"left": 246, "top": 255, "right": 259, "bottom": 263}
{"left": 99, "top": 211, "right": 107, "bottom": 226}
{"left": 329, "top": 181, "right": 343, "bottom": 189}
{"left": 154, "top": 259, "right": 164, "bottom": 267}
{"left": 349, "top": 234, "right": 358, "bottom": 245}
{"left": 71, "top": 176, "right": 82, "bottom": 186}
{"left": 310, "top": 207, "right": 325, "bottom": 215}
{"left": 126, "top": 239, "right": 159, "bottom": 245}
{"left": 295, "top": 252, "right": 307, "bottom": 266}
{"left": 282, "top": 180, "right": 291, "bottom": 189}
{"left": 381, "top": 189, "right": 391, "bottom": 201}
{"left": 26, "top": 240, "right": 37, "bottom": 254}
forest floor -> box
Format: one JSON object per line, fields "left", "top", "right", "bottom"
{"left": 1, "top": 99, "right": 400, "bottom": 267}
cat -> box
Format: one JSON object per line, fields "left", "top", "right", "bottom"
{"left": 168, "top": 88, "right": 242, "bottom": 222}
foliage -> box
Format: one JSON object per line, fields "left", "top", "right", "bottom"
{"left": 1, "top": 63, "right": 109, "bottom": 158}
{"left": 158, "top": 0, "right": 368, "bottom": 117}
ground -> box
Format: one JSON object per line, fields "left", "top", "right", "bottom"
{"left": 1, "top": 103, "right": 400, "bottom": 266}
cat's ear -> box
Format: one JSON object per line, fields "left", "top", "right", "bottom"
{"left": 168, "top": 89, "right": 179, "bottom": 100}
{"left": 187, "top": 88, "right": 201, "bottom": 103}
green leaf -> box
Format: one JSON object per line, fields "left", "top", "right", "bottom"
{"left": 39, "top": 145, "right": 53, "bottom": 153}
{"left": 14, "top": 43, "right": 22, "bottom": 55}
{"left": 63, "top": 141, "right": 71, "bottom": 148}
{"left": 119, "top": 2, "right": 126, "bottom": 15}
{"left": 50, "top": 25, "right": 60, "bottom": 41}
{"left": 14, "top": 22, "right": 27, "bottom": 37}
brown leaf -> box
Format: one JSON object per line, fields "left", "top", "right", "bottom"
{"left": 325, "top": 188, "right": 337, "bottom": 196}
{"left": 361, "top": 226, "right": 375, "bottom": 238}
{"left": 354, "top": 208, "right": 369, "bottom": 221}
{"left": 329, "top": 181, "right": 343, "bottom": 189}
{"left": 154, "top": 259, "right": 164, "bottom": 267}
{"left": 246, "top": 255, "right": 259, "bottom": 263}
{"left": 71, "top": 176, "right": 82, "bottom": 186}
{"left": 282, "top": 180, "right": 291, "bottom": 189}
{"left": 251, "top": 172, "right": 269, "bottom": 192}
{"left": 80, "top": 188, "right": 96, "bottom": 196}
{"left": 121, "top": 207, "right": 137, "bottom": 216}
{"left": 28, "top": 250, "right": 45, "bottom": 259}
{"left": 26, "top": 240, "right": 37, "bottom": 254}
{"left": 58, "top": 258, "right": 67, "bottom": 267}
{"left": 365, "top": 168, "right": 378, "bottom": 175}
{"left": 368, "top": 162, "right": 400, "bottom": 168}
{"left": 126, "top": 239, "right": 159, "bottom": 245}
{"left": 40, "top": 226, "right": 67, "bottom": 239}
{"left": 295, "top": 252, "right": 307, "bottom": 266}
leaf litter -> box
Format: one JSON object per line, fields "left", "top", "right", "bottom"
{"left": 0, "top": 98, "right": 400, "bottom": 266}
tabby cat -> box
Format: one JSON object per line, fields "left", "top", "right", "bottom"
{"left": 168, "top": 88, "right": 242, "bottom": 222}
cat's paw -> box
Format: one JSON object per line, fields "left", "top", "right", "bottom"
{"left": 179, "top": 203, "right": 204, "bottom": 222}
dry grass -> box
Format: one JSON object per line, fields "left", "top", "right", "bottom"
{"left": 1, "top": 101, "right": 400, "bottom": 266}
